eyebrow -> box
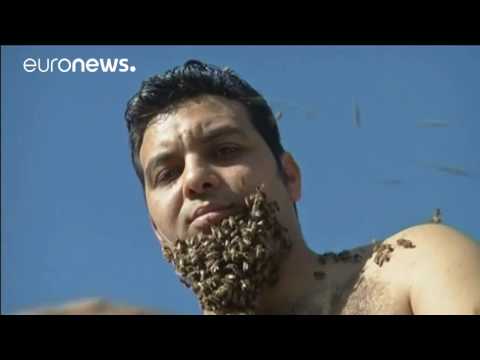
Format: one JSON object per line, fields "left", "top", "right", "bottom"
{"left": 144, "top": 125, "right": 248, "bottom": 187}
{"left": 198, "top": 125, "right": 247, "bottom": 144}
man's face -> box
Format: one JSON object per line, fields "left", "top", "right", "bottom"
{"left": 139, "top": 95, "right": 299, "bottom": 251}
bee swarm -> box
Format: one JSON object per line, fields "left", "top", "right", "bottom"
{"left": 162, "top": 186, "right": 291, "bottom": 315}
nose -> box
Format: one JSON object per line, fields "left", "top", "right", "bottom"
{"left": 182, "top": 155, "right": 220, "bottom": 199}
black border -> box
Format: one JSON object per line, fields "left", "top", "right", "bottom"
{"left": 2, "top": 21, "right": 480, "bottom": 45}
{"left": 2, "top": 24, "right": 479, "bottom": 352}
{"left": 2, "top": 314, "right": 479, "bottom": 350}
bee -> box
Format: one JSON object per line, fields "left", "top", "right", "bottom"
{"left": 373, "top": 251, "right": 383, "bottom": 266}
{"left": 206, "top": 251, "right": 219, "bottom": 260}
{"left": 242, "top": 237, "right": 252, "bottom": 246}
{"left": 180, "top": 278, "right": 191, "bottom": 288}
{"left": 211, "top": 263, "right": 220, "bottom": 273}
{"left": 205, "top": 258, "right": 215, "bottom": 269}
{"left": 225, "top": 274, "right": 236, "bottom": 284}
{"left": 313, "top": 271, "right": 326, "bottom": 280}
{"left": 255, "top": 244, "right": 265, "bottom": 258}
{"left": 162, "top": 246, "right": 174, "bottom": 263}
{"left": 397, "top": 238, "right": 416, "bottom": 249}
{"left": 317, "top": 255, "right": 327, "bottom": 265}
{"left": 432, "top": 208, "right": 442, "bottom": 224}
{"left": 374, "top": 245, "right": 393, "bottom": 267}
{"left": 338, "top": 250, "right": 352, "bottom": 261}
{"left": 240, "top": 279, "right": 250, "bottom": 291}
{"left": 353, "top": 253, "right": 362, "bottom": 262}
{"left": 190, "top": 254, "right": 200, "bottom": 265}
{"left": 175, "top": 240, "right": 183, "bottom": 251}
{"left": 252, "top": 210, "right": 263, "bottom": 219}
{"left": 215, "top": 284, "right": 229, "bottom": 297}
{"left": 226, "top": 263, "right": 240, "bottom": 274}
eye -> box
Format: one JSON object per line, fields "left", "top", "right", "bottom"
{"left": 216, "top": 144, "right": 240, "bottom": 159}
{"left": 155, "top": 167, "right": 182, "bottom": 185}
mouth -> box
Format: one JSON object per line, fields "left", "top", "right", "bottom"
{"left": 189, "top": 205, "right": 240, "bottom": 231}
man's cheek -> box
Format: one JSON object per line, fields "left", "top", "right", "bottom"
{"left": 238, "top": 171, "right": 264, "bottom": 195}
{"left": 150, "top": 213, "right": 176, "bottom": 245}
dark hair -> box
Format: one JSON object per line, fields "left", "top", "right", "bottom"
{"left": 125, "top": 59, "right": 287, "bottom": 191}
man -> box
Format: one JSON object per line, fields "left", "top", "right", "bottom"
{"left": 125, "top": 60, "right": 480, "bottom": 315}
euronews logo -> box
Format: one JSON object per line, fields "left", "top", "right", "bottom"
{"left": 23, "top": 58, "right": 136, "bottom": 73}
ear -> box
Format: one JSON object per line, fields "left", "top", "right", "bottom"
{"left": 280, "top": 152, "right": 301, "bottom": 202}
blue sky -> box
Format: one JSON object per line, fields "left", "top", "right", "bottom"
{"left": 2, "top": 45, "right": 479, "bottom": 314}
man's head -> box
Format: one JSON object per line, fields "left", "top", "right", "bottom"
{"left": 126, "top": 60, "right": 288, "bottom": 190}
{"left": 124, "top": 59, "right": 302, "bottom": 255}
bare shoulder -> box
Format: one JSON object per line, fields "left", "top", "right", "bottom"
{"left": 380, "top": 223, "right": 480, "bottom": 314}
{"left": 369, "top": 223, "right": 479, "bottom": 269}
{"left": 338, "top": 223, "right": 479, "bottom": 314}
{"left": 383, "top": 223, "right": 480, "bottom": 283}
{"left": 387, "top": 223, "right": 479, "bottom": 252}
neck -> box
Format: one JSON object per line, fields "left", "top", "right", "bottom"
{"left": 254, "top": 225, "right": 322, "bottom": 314}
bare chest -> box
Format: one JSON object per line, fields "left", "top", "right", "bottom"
{"left": 291, "top": 261, "right": 412, "bottom": 315}
{"left": 337, "top": 276, "right": 411, "bottom": 315}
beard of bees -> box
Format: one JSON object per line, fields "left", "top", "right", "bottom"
{"left": 162, "top": 186, "right": 292, "bottom": 315}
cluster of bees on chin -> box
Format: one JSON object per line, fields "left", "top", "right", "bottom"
{"left": 162, "top": 186, "right": 292, "bottom": 315}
